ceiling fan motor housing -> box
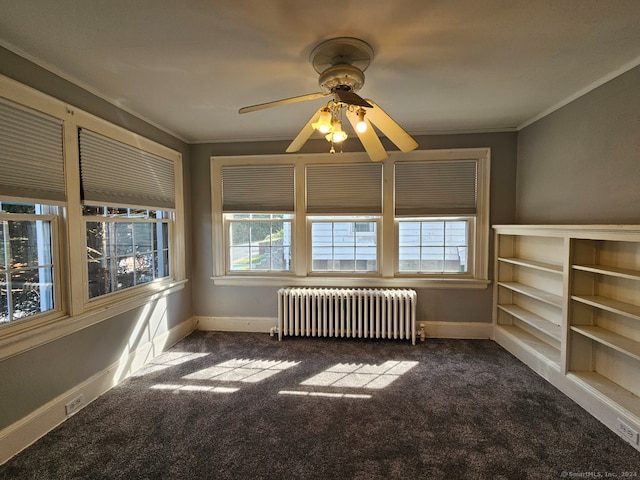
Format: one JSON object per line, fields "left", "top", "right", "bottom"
{"left": 318, "top": 64, "right": 365, "bottom": 94}
{"left": 311, "top": 37, "right": 372, "bottom": 94}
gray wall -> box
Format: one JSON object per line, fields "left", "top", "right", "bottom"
{"left": 517, "top": 65, "right": 640, "bottom": 224}
{"left": 0, "top": 47, "right": 193, "bottom": 430}
{"left": 190, "top": 132, "right": 517, "bottom": 325}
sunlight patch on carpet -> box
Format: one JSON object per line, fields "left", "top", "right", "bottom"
{"left": 131, "top": 352, "right": 210, "bottom": 377}
{"left": 278, "top": 390, "right": 371, "bottom": 399}
{"left": 300, "top": 360, "right": 418, "bottom": 390}
{"left": 182, "top": 358, "right": 300, "bottom": 383}
{"left": 150, "top": 384, "right": 239, "bottom": 394}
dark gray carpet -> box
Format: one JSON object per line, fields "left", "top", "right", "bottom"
{"left": 2, "top": 331, "right": 639, "bottom": 479}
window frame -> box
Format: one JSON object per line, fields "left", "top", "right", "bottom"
{"left": 307, "top": 215, "right": 381, "bottom": 276}
{"left": 223, "top": 213, "right": 294, "bottom": 275}
{"left": 211, "top": 149, "right": 490, "bottom": 289}
{"left": 395, "top": 217, "right": 475, "bottom": 277}
{"left": 73, "top": 113, "right": 185, "bottom": 312}
{"left": 0, "top": 206, "right": 64, "bottom": 329}
{"left": 0, "top": 74, "right": 186, "bottom": 350}
{"left": 0, "top": 77, "right": 69, "bottom": 338}
{"left": 83, "top": 205, "right": 173, "bottom": 302}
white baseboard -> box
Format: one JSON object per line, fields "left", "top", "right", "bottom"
{"left": 0, "top": 317, "right": 196, "bottom": 465}
{"left": 421, "top": 321, "right": 492, "bottom": 339}
{"left": 195, "top": 316, "right": 277, "bottom": 333}
{"left": 196, "top": 316, "right": 492, "bottom": 339}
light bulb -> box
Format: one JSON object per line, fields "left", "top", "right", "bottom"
{"left": 356, "top": 109, "right": 367, "bottom": 133}
{"left": 330, "top": 120, "right": 347, "bottom": 143}
{"left": 332, "top": 130, "right": 348, "bottom": 143}
{"left": 318, "top": 123, "right": 331, "bottom": 134}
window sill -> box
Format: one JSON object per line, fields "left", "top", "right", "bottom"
{"left": 211, "top": 275, "right": 490, "bottom": 290}
{"left": 0, "top": 279, "right": 188, "bottom": 361}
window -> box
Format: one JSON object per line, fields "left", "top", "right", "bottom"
{"left": 211, "top": 149, "right": 489, "bottom": 287}
{"left": 354, "top": 222, "right": 375, "bottom": 233}
{"left": 398, "top": 220, "right": 470, "bottom": 273}
{"left": 84, "top": 206, "right": 170, "bottom": 299}
{"left": 225, "top": 214, "right": 292, "bottom": 272}
{"left": 394, "top": 158, "right": 483, "bottom": 278}
{"left": 79, "top": 130, "right": 181, "bottom": 300}
{"left": 0, "top": 97, "right": 64, "bottom": 327}
{"left": 0, "top": 202, "right": 58, "bottom": 324}
{"left": 219, "top": 165, "right": 295, "bottom": 275}
{"left": 306, "top": 163, "right": 382, "bottom": 274}
{"left": 310, "top": 217, "right": 378, "bottom": 272}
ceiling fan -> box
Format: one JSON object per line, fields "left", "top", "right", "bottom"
{"left": 238, "top": 37, "right": 418, "bottom": 162}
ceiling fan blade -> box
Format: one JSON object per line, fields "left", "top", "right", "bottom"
{"left": 364, "top": 100, "right": 418, "bottom": 152}
{"left": 346, "top": 109, "right": 388, "bottom": 162}
{"left": 239, "top": 92, "right": 330, "bottom": 114}
{"left": 333, "top": 89, "right": 372, "bottom": 108}
{"left": 285, "top": 107, "right": 324, "bottom": 153}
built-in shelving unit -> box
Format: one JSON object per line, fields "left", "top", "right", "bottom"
{"left": 494, "top": 230, "right": 565, "bottom": 368}
{"left": 493, "top": 225, "right": 640, "bottom": 451}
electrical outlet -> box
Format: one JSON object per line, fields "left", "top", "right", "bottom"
{"left": 65, "top": 394, "right": 84, "bottom": 416}
{"left": 616, "top": 418, "right": 639, "bottom": 445}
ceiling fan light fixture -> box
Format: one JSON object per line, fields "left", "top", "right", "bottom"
{"left": 312, "top": 107, "right": 333, "bottom": 134}
{"left": 355, "top": 108, "right": 367, "bottom": 133}
{"left": 327, "top": 119, "right": 347, "bottom": 143}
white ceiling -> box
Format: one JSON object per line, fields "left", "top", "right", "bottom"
{"left": 1, "top": 1, "right": 640, "bottom": 144}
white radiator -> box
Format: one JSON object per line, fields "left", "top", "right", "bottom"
{"left": 277, "top": 287, "right": 417, "bottom": 345}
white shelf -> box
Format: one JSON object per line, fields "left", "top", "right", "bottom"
{"left": 495, "top": 324, "right": 561, "bottom": 368}
{"left": 499, "top": 257, "right": 563, "bottom": 274}
{"left": 572, "top": 295, "right": 640, "bottom": 322}
{"left": 568, "top": 371, "right": 640, "bottom": 419}
{"left": 571, "top": 325, "right": 640, "bottom": 362}
{"left": 573, "top": 263, "right": 640, "bottom": 281}
{"left": 498, "top": 304, "right": 561, "bottom": 341}
{"left": 498, "top": 281, "right": 563, "bottom": 308}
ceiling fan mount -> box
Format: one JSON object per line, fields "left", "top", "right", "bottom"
{"left": 238, "top": 37, "right": 418, "bottom": 161}
{"left": 310, "top": 37, "right": 374, "bottom": 75}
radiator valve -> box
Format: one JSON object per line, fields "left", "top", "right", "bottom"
{"left": 417, "top": 323, "right": 426, "bottom": 342}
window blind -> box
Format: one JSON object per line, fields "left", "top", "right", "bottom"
{"left": 221, "top": 165, "right": 295, "bottom": 212}
{"left": 79, "top": 129, "right": 175, "bottom": 209}
{"left": 395, "top": 160, "right": 477, "bottom": 216}
{"left": 0, "top": 99, "right": 65, "bottom": 202}
{"left": 306, "top": 163, "right": 382, "bottom": 214}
